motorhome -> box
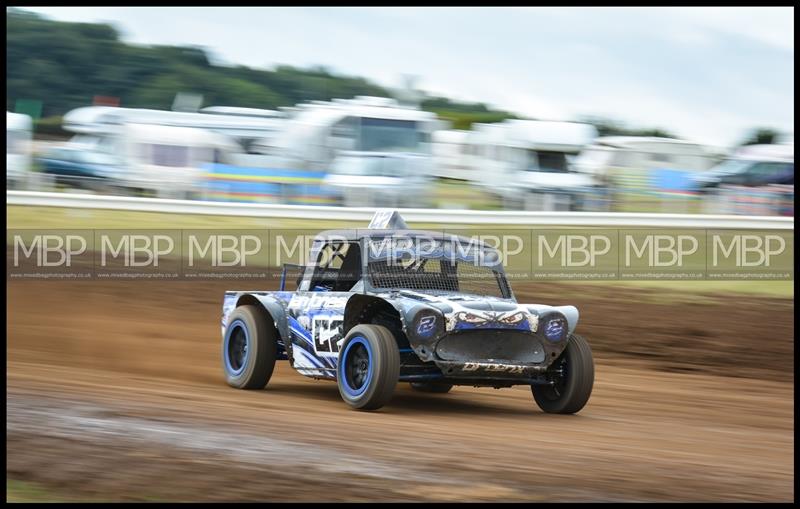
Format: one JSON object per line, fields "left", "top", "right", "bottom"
{"left": 269, "top": 96, "right": 440, "bottom": 167}
{"left": 261, "top": 96, "right": 442, "bottom": 206}
{"left": 6, "top": 112, "right": 33, "bottom": 189}
{"left": 468, "top": 119, "right": 598, "bottom": 210}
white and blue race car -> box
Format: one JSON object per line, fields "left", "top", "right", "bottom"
{"left": 221, "top": 211, "right": 594, "bottom": 412}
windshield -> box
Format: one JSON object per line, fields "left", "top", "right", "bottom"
{"left": 366, "top": 236, "right": 509, "bottom": 298}
{"left": 704, "top": 159, "right": 752, "bottom": 177}
{"left": 357, "top": 118, "right": 426, "bottom": 152}
{"left": 527, "top": 150, "right": 570, "bottom": 173}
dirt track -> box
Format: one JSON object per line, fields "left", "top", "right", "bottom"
{"left": 6, "top": 280, "right": 795, "bottom": 501}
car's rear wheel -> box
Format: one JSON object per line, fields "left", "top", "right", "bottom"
{"left": 410, "top": 381, "right": 453, "bottom": 394}
{"left": 222, "top": 305, "right": 277, "bottom": 389}
{"left": 531, "top": 334, "right": 594, "bottom": 414}
{"left": 337, "top": 324, "right": 400, "bottom": 410}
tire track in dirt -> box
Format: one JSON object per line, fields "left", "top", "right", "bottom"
{"left": 6, "top": 280, "right": 795, "bottom": 501}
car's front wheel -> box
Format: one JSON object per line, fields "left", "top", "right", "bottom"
{"left": 337, "top": 325, "right": 400, "bottom": 410}
{"left": 531, "top": 334, "right": 594, "bottom": 414}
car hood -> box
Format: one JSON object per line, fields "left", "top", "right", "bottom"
{"left": 379, "top": 289, "right": 579, "bottom": 334}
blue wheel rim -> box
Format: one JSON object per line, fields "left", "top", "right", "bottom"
{"left": 339, "top": 336, "right": 373, "bottom": 397}
{"left": 224, "top": 319, "right": 249, "bottom": 376}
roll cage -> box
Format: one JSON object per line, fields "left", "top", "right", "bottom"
{"left": 285, "top": 232, "right": 514, "bottom": 300}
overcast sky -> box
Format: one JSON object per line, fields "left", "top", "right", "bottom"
{"left": 19, "top": 6, "right": 794, "bottom": 147}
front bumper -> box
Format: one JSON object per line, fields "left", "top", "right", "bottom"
{"left": 409, "top": 329, "right": 569, "bottom": 381}
{"left": 434, "top": 359, "right": 549, "bottom": 378}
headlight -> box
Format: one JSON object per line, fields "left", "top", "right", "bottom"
{"left": 544, "top": 318, "right": 566, "bottom": 342}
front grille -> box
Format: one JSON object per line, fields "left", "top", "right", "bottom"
{"left": 434, "top": 330, "right": 545, "bottom": 364}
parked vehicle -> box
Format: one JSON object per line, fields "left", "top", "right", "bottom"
{"left": 573, "top": 136, "right": 725, "bottom": 210}
{"left": 262, "top": 96, "right": 442, "bottom": 206}
{"left": 468, "top": 120, "right": 599, "bottom": 210}
{"left": 62, "top": 105, "right": 284, "bottom": 154}
{"left": 323, "top": 152, "right": 434, "bottom": 207}
{"left": 268, "top": 96, "right": 441, "bottom": 169}
{"left": 575, "top": 136, "right": 723, "bottom": 178}
{"left": 692, "top": 143, "right": 794, "bottom": 191}
{"left": 220, "top": 210, "right": 594, "bottom": 413}
{"left": 7, "top": 112, "right": 33, "bottom": 189}
{"left": 37, "top": 145, "right": 124, "bottom": 191}
{"left": 61, "top": 123, "right": 241, "bottom": 198}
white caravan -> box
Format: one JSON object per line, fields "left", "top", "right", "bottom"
{"left": 468, "top": 119, "right": 598, "bottom": 210}
{"left": 62, "top": 105, "right": 284, "bottom": 153}
{"left": 73, "top": 123, "right": 239, "bottom": 198}
{"left": 574, "top": 136, "right": 722, "bottom": 179}
{"left": 117, "top": 123, "right": 240, "bottom": 197}
{"left": 7, "top": 112, "right": 33, "bottom": 188}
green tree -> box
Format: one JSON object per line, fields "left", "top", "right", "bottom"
{"left": 7, "top": 8, "right": 515, "bottom": 124}
{"left": 578, "top": 116, "right": 677, "bottom": 139}
{"left": 738, "top": 128, "right": 780, "bottom": 146}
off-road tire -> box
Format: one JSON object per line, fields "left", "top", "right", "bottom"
{"left": 532, "top": 334, "right": 594, "bottom": 414}
{"left": 337, "top": 324, "right": 400, "bottom": 410}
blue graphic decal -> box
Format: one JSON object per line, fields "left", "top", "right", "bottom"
{"left": 292, "top": 346, "right": 327, "bottom": 369}
{"left": 287, "top": 315, "right": 337, "bottom": 369}
{"left": 544, "top": 318, "right": 565, "bottom": 341}
{"left": 416, "top": 315, "right": 437, "bottom": 338}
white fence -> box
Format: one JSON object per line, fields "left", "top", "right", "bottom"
{"left": 6, "top": 190, "right": 794, "bottom": 229}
